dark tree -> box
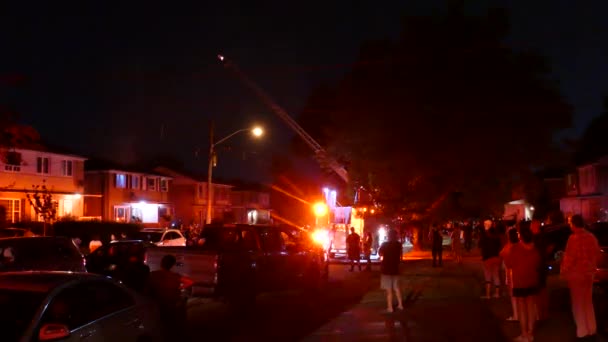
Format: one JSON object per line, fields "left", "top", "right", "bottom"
{"left": 575, "top": 96, "right": 608, "bottom": 164}
{"left": 297, "top": 7, "right": 571, "bottom": 222}
{"left": 26, "top": 181, "right": 57, "bottom": 236}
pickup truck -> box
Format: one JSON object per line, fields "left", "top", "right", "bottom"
{"left": 89, "top": 224, "right": 329, "bottom": 305}
{"left": 150, "top": 224, "right": 328, "bottom": 300}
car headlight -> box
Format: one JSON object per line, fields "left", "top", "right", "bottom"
{"left": 312, "top": 230, "right": 329, "bottom": 247}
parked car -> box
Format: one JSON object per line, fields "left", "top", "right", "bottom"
{"left": 0, "top": 271, "right": 161, "bottom": 341}
{"left": 0, "top": 237, "right": 86, "bottom": 273}
{"left": 0, "top": 228, "right": 37, "bottom": 238}
{"left": 590, "top": 227, "right": 608, "bottom": 287}
{"left": 86, "top": 240, "right": 152, "bottom": 292}
{"left": 131, "top": 228, "right": 186, "bottom": 247}
{"left": 145, "top": 224, "right": 329, "bottom": 305}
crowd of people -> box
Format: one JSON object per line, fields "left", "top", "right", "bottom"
{"left": 478, "top": 215, "right": 601, "bottom": 341}
{"left": 345, "top": 215, "right": 603, "bottom": 341}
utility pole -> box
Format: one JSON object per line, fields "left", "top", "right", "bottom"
{"left": 206, "top": 121, "right": 214, "bottom": 225}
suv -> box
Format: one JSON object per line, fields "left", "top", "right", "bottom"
{"left": 131, "top": 228, "right": 186, "bottom": 247}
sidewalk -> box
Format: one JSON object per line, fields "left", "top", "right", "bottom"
{"left": 304, "top": 256, "right": 505, "bottom": 342}
{"left": 305, "top": 252, "right": 607, "bottom": 342}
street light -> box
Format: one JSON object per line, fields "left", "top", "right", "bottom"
{"left": 206, "top": 125, "right": 264, "bottom": 224}
{"left": 313, "top": 202, "right": 329, "bottom": 226}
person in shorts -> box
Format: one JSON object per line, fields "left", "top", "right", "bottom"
{"left": 503, "top": 226, "right": 541, "bottom": 342}
{"left": 479, "top": 220, "right": 502, "bottom": 298}
{"left": 379, "top": 229, "right": 403, "bottom": 313}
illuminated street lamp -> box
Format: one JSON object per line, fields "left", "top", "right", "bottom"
{"left": 207, "top": 125, "right": 264, "bottom": 224}
{"left": 313, "top": 202, "right": 329, "bottom": 226}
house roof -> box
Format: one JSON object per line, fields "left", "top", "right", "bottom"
{"left": 153, "top": 166, "right": 234, "bottom": 187}
{"left": 85, "top": 159, "right": 168, "bottom": 177}
{"left": 228, "top": 180, "right": 270, "bottom": 192}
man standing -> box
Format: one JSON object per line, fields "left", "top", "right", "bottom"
{"left": 479, "top": 219, "right": 502, "bottom": 299}
{"left": 379, "top": 229, "right": 404, "bottom": 313}
{"left": 346, "top": 227, "right": 362, "bottom": 272}
{"left": 429, "top": 224, "right": 443, "bottom": 267}
{"left": 561, "top": 215, "right": 601, "bottom": 339}
{"left": 146, "top": 254, "right": 194, "bottom": 341}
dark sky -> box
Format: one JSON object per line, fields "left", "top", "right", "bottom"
{"left": 2, "top": 1, "right": 607, "bottom": 182}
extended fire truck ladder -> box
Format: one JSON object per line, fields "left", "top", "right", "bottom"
{"left": 217, "top": 55, "right": 349, "bottom": 184}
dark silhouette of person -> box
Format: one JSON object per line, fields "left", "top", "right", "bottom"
{"left": 362, "top": 231, "right": 373, "bottom": 271}
{"left": 145, "top": 254, "right": 194, "bottom": 341}
{"left": 429, "top": 224, "right": 443, "bottom": 267}
{"left": 346, "top": 227, "right": 362, "bottom": 271}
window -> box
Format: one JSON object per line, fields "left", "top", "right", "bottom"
{"left": 280, "top": 231, "right": 299, "bottom": 251}
{"left": 41, "top": 282, "right": 135, "bottom": 330}
{"left": 240, "top": 229, "right": 259, "bottom": 251}
{"left": 61, "top": 199, "right": 73, "bottom": 216}
{"left": 0, "top": 199, "right": 20, "bottom": 223}
{"left": 114, "top": 206, "right": 129, "bottom": 222}
{"left": 115, "top": 174, "right": 126, "bottom": 188}
{"left": 131, "top": 175, "right": 140, "bottom": 189}
{"left": 4, "top": 165, "right": 20, "bottom": 172}
{"left": 163, "top": 232, "right": 181, "bottom": 241}
{"left": 160, "top": 179, "right": 168, "bottom": 192}
{"left": 61, "top": 160, "right": 73, "bottom": 176}
{"left": 36, "top": 157, "right": 49, "bottom": 174}
{"left": 146, "top": 178, "right": 156, "bottom": 191}
{"left": 147, "top": 177, "right": 157, "bottom": 191}
{"left": 4, "top": 152, "right": 21, "bottom": 172}
{"left": 258, "top": 229, "right": 283, "bottom": 252}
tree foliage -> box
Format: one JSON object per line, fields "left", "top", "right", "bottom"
{"left": 574, "top": 96, "right": 608, "bottom": 164}
{"left": 26, "top": 181, "right": 57, "bottom": 236}
{"left": 298, "top": 7, "right": 571, "bottom": 221}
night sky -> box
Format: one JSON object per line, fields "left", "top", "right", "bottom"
{"left": 2, "top": 1, "right": 607, "bottom": 182}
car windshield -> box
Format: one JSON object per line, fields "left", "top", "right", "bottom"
{"left": 132, "top": 232, "right": 163, "bottom": 243}
{"left": 198, "top": 228, "right": 241, "bottom": 251}
{"left": 0, "top": 238, "right": 81, "bottom": 265}
{"left": 0, "top": 289, "right": 47, "bottom": 340}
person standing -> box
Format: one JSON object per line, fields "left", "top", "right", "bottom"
{"left": 503, "top": 226, "right": 541, "bottom": 342}
{"left": 561, "top": 215, "right": 601, "bottom": 339}
{"left": 346, "top": 227, "right": 362, "bottom": 272}
{"left": 429, "top": 224, "right": 443, "bottom": 267}
{"left": 146, "top": 254, "right": 194, "bottom": 341}
{"left": 500, "top": 227, "right": 521, "bottom": 322}
{"left": 379, "top": 229, "right": 404, "bottom": 313}
{"left": 362, "top": 231, "right": 373, "bottom": 271}
{"left": 479, "top": 220, "right": 502, "bottom": 299}
{"left": 451, "top": 224, "right": 463, "bottom": 264}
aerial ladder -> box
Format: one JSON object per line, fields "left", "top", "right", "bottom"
{"left": 217, "top": 55, "right": 349, "bottom": 184}
{"left": 218, "top": 55, "right": 370, "bottom": 260}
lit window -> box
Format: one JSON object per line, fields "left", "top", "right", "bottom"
{"left": 0, "top": 199, "right": 20, "bottom": 223}
{"left": 61, "top": 160, "right": 73, "bottom": 176}
{"left": 37, "top": 157, "right": 49, "bottom": 174}
{"left": 131, "top": 175, "right": 140, "bottom": 189}
{"left": 115, "top": 174, "right": 126, "bottom": 188}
